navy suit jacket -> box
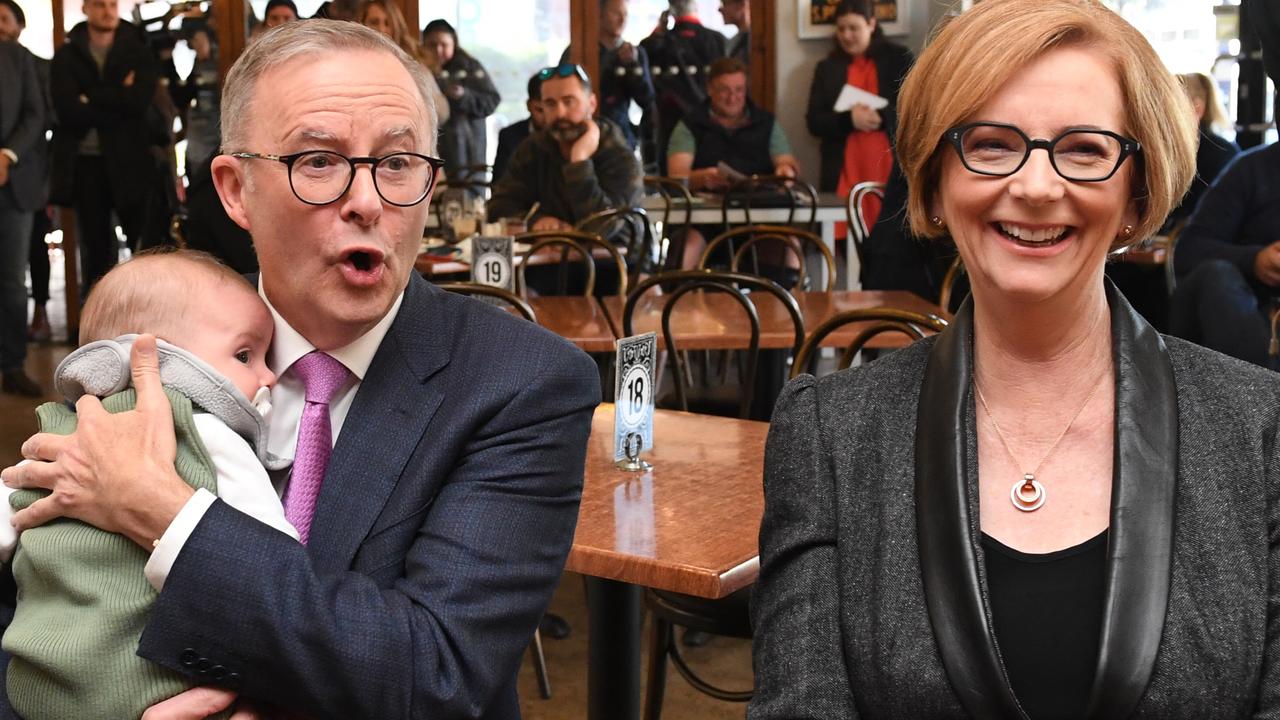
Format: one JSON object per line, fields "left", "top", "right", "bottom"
{"left": 111, "top": 275, "right": 598, "bottom": 718}
{"left": 0, "top": 40, "right": 46, "bottom": 212}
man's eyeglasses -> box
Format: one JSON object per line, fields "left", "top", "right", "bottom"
{"left": 943, "top": 122, "right": 1141, "bottom": 183}
{"left": 538, "top": 63, "right": 591, "bottom": 87}
{"left": 230, "top": 150, "right": 446, "bottom": 206}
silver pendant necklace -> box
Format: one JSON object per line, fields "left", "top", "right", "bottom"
{"left": 974, "top": 377, "right": 1105, "bottom": 512}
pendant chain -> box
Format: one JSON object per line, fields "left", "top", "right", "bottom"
{"left": 974, "top": 375, "right": 1105, "bottom": 486}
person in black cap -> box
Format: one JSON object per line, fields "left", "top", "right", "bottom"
{"left": 423, "top": 18, "right": 500, "bottom": 186}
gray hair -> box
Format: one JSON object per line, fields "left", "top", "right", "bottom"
{"left": 220, "top": 19, "right": 439, "bottom": 155}
{"left": 669, "top": 0, "right": 696, "bottom": 15}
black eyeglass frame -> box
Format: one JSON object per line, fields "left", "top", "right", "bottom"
{"left": 942, "top": 122, "right": 1142, "bottom": 183}
{"left": 230, "top": 150, "right": 447, "bottom": 207}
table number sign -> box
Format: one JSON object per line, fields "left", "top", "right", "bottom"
{"left": 614, "top": 332, "right": 657, "bottom": 470}
{"left": 471, "top": 236, "right": 515, "bottom": 293}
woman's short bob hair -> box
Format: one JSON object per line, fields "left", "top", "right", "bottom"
{"left": 896, "top": 0, "right": 1196, "bottom": 247}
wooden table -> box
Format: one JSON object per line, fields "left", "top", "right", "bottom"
{"left": 525, "top": 296, "right": 618, "bottom": 353}
{"left": 599, "top": 289, "right": 946, "bottom": 351}
{"left": 570, "top": 404, "right": 768, "bottom": 720}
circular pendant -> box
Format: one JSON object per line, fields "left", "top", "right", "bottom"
{"left": 1010, "top": 475, "right": 1046, "bottom": 512}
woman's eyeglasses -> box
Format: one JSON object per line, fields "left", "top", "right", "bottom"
{"left": 943, "top": 122, "right": 1141, "bottom": 183}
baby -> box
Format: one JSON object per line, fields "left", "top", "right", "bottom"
{"left": 0, "top": 250, "right": 297, "bottom": 720}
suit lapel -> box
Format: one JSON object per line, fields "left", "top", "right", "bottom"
{"left": 915, "top": 299, "right": 1027, "bottom": 720}
{"left": 306, "top": 276, "right": 451, "bottom": 573}
{"left": 915, "top": 282, "right": 1177, "bottom": 719}
{"left": 1085, "top": 280, "right": 1177, "bottom": 720}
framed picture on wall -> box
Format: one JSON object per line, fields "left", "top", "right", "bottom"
{"left": 796, "top": 0, "right": 911, "bottom": 39}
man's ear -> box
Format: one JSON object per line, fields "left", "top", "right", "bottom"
{"left": 211, "top": 155, "right": 253, "bottom": 231}
{"left": 587, "top": 92, "right": 598, "bottom": 117}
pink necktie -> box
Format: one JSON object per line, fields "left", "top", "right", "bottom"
{"left": 282, "top": 351, "right": 349, "bottom": 545}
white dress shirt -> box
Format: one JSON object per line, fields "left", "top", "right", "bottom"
{"left": 143, "top": 285, "right": 406, "bottom": 589}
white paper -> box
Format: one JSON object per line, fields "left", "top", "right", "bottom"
{"left": 834, "top": 84, "right": 889, "bottom": 112}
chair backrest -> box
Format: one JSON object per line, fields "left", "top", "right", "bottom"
{"left": 574, "top": 206, "right": 655, "bottom": 277}
{"left": 846, "top": 181, "right": 885, "bottom": 266}
{"left": 938, "top": 256, "right": 967, "bottom": 314}
{"left": 435, "top": 282, "right": 538, "bottom": 322}
{"left": 644, "top": 176, "right": 696, "bottom": 270}
{"left": 699, "top": 224, "right": 838, "bottom": 292}
{"left": 514, "top": 229, "right": 629, "bottom": 298}
{"left": 625, "top": 269, "right": 805, "bottom": 418}
{"left": 791, "top": 308, "right": 949, "bottom": 379}
{"left": 721, "top": 174, "right": 819, "bottom": 234}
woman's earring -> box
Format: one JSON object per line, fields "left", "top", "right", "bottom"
{"left": 1122, "top": 225, "right": 1134, "bottom": 238}
{"left": 931, "top": 216, "right": 944, "bottom": 227}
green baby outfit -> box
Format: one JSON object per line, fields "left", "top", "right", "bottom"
{"left": 2, "top": 388, "right": 228, "bottom": 720}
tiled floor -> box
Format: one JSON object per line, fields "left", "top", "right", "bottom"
{"left": 1, "top": 248, "right": 753, "bottom": 719}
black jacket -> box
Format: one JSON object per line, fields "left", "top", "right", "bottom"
{"left": 805, "top": 41, "right": 913, "bottom": 192}
{"left": 492, "top": 118, "right": 530, "bottom": 184}
{"left": 49, "top": 20, "right": 158, "bottom": 208}
{"left": 435, "top": 49, "right": 500, "bottom": 178}
{"left": 486, "top": 116, "right": 641, "bottom": 227}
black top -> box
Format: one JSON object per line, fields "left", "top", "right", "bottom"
{"left": 1175, "top": 140, "right": 1280, "bottom": 283}
{"left": 982, "top": 530, "right": 1108, "bottom": 719}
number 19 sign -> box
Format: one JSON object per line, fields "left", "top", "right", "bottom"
{"left": 471, "top": 236, "right": 514, "bottom": 293}
{"left": 614, "top": 332, "right": 657, "bottom": 470}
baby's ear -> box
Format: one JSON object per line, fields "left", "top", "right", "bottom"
{"left": 211, "top": 155, "right": 253, "bottom": 231}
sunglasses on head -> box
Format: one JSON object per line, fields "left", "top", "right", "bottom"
{"left": 538, "top": 63, "right": 590, "bottom": 85}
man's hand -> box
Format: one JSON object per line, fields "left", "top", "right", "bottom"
{"left": 1255, "top": 241, "right": 1280, "bottom": 287}
{"left": 140, "top": 687, "right": 263, "bottom": 720}
{"left": 618, "top": 41, "right": 637, "bottom": 65}
{"left": 851, "top": 104, "right": 881, "bottom": 132}
{"left": 0, "top": 154, "right": 10, "bottom": 188}
{"left": 1, "top": 335, "right": 194, "bottom": 548}
{"left": 568, "top": 119, "right": 600, "bottom": 163}
{"left": 774, "top": 162, "right": 797, "bottom": 180}
{"left": 532, "top": 215, "right": 570, "bottom": 232}
{"left": 690, "top": 166, "right": 727, "bottom": 192}
{"left": 124, "top": 70, "right": 136, "bottom": 88}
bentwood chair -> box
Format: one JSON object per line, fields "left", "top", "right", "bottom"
{"left": 575, "top": 206, "right": 656, "bottom": 277}
{"left": 790, "top": 307, "right": 949, "bottom": 379}
{"left": 514, "top": 229, "right": 629, "bottom": 298}
{"left": 699, "top": 224, "right": 838, "bottom": 292}
{"left": 622, "top": 271, "right": 803, "bottom": 718}
{"left": 720, "top": 174, "right": 819, "bottom": 235}
{"left": 846, "top": 181, "right": 886, "bottom": 267}
{"left": 433, "top": 282, "right": 537, "bottom": 322}
{"left": 644, "top": 176, "right": 697, "bottom": 270}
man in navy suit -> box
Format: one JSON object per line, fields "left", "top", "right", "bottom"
{"left": 2, "top": 20, "right": 600, "bottom": 719}
{"left": 0, "top": 31, "right": 45, "bottom": 397}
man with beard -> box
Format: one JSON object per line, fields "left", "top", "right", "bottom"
{"left": 49, "top": 0, "right": 158, "bottom": 298}
{"left": 487, "top": 63, "right": 642, "bottom": 232}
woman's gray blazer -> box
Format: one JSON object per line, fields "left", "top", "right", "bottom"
{"left": 750, "top": 282, "right": 1280, "bottom": 719}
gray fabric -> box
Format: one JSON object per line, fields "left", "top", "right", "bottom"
{"left": 750, "top": 329, "right": 1280, "bottom": 718}
{"left": 53, "top": 335, "right": 287, "bottom": 469}
{"left": 0, "top": 40, "right": 47, "bottom": 212}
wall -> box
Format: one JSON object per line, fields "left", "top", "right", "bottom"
{"left": 771, "top": 0, "right": 956, "bottom": 189}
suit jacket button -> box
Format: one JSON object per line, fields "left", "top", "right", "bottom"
{"left": 210, "top": 665, "right": 227, "bottom": 681}
{"left": 225, "top": 671, "right": 241, "bottom": 687}
{"left": 180, "top": 649, "right": 200, "bottom": 668}
{"left": 195, "top": 658, "right": 212, "bottom": 673}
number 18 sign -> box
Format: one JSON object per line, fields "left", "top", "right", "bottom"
{"left": 614, "top": 332, "right": 657, "bottom": 470}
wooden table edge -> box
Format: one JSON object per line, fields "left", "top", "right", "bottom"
{"left": 565, "top": 547, "right": 760, "bottom": 599}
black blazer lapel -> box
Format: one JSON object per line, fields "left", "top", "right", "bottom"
{"left": 307, "top": 276, "right": 450, "bottom": 573}
{"left": 915, "top": 283, "right": 1177, "bottom": 719}
{"left": 915, "top": 298, "right": 1027, "bottom": 720}
{"left": 1086, "top": 280, "right": 1177, "bottom": 720}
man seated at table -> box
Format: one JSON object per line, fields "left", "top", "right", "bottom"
{"left": 487, "top": 63, "right": 643, "bottom": 293}
{"left": 0, "top": 20, "right": 600, "bottom": 718}
{"left": 1169, "top": 142, "right": 1280, "bottom": 367}
{"left": 666, "top": 56, "right": 800, "bottom": 273}
{"left": 492, "top": 71, "right": 545, "bottom": 183}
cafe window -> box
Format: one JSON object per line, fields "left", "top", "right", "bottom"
{"left": 418, "top": 0, "right": 571, "bottom": 165}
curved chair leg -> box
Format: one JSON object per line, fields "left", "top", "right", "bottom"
{"left": 644, "top": 615, "right": 671, "bottom": 720}
{"left": 530, "top": 628, "right": 552, "bottom": 700}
